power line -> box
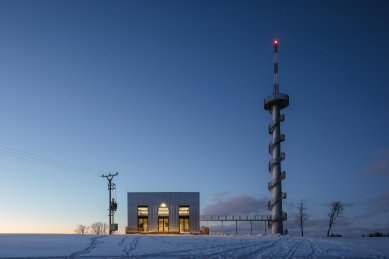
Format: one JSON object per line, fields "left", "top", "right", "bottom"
{"left": 0, "top": 148, "right": 102, "bottom": 176}
{"left": 0, "top": 145, "right": 109, "bottom": 177}
{"left": 0, "top": 151, "right": 99, "bottom": 176}
{"left": 0, "top": 145, "right": 108, "bottom": 174}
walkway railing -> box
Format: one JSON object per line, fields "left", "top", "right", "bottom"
{"left": 200, "top": 215, "right": 273, "bottom": 221}
{"left": 200, "top": 215, "right": 280, "bottom": 235}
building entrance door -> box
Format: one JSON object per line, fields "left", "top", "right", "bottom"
{"left": 138, "top": 218, "right": 148, "bottom": 232}
{"left": 138, "top": 207, "right": 148, "bottom": 232}
{"left": 158, "top": 205, "right": 169, "bottom": 231}
{"left": 179, "top": 206, "right": 190, "bottom": 232}
{"left": 179, "top": 217, "right": 189, "bottom": 232}
{"left": 158, "top": 217, "right": 169, "bottom": 231}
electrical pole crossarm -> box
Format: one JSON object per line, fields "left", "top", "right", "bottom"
{"left": 101, "top": 172, "right": 118, "bottom": 180}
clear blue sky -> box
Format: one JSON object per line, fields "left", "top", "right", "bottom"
{"left": 0, "top": 0, "right": 388, "bottom": 236}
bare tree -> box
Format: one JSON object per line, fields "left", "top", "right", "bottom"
{"left": 102, "top": 222, "right": 108, "bottom": 234}
{"left": 326, "top": 201, "right": 345, "bottom": 237}
{"left": 90, "top": 222, "right": 108, "bottom": 235}
{"left": 295, "top": 199, "right": 310, "bottom": 236}
{"left": 73, "top": 224, "right": 89, "bottom": 234}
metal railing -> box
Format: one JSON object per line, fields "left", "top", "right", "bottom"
{"left": 267, "top": 192, "right": 287, "bottom": 210}
{"left": 200, "top": 215, "right": 273, "bottom": 221}
{"left": 268, "top": 171, "right": 286, "bottom": 191}
{"left": 200, "top": 213, "right": 288, "bottom": 222}
{"left": 268, "top": 152, "right": 285, "bottom": 172}
{"left": 269, "top": 134, "right": 285, "bottom": 154}
{"left": 264, "top": 93, "right": 290, "bottom": 111}
{"left": 268, "top": 114, "right": 284, "bottom": 134}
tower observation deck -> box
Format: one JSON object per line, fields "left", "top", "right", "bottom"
{"left": 264, "top": 40, "right": 289, "bottom": 234}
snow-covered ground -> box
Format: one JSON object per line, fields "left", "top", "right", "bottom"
{"left": 0, "top": 234, "right": 388, "bottom": 258}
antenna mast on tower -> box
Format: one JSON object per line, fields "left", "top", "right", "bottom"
{"left": 273, "top": 40, "right": 279, "bottom": 95}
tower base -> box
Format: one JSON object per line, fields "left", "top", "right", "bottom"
{"left": 272, "top": 221, "right": 284, "bottom": 235}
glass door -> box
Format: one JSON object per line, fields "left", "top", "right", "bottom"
{"left": 179, "top": 206, "right": 189, "bottom": 232}
{"left": 158, "top": 205, "right": 169, "bottom": 231}
{"left": 158, "top": 217, "right": 169, "bottom": 231}
{"left": 138, "top": 218, "right": 148, "bottom": 232}
{"left": 179, "top": 218, "right": 189, "bottom": 232}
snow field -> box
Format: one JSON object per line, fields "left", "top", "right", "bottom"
{"left": 0, "top": 234, "right": 388, "bottom": 258}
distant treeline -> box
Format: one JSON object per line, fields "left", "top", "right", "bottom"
{"left": 362, "top": 232, "right": 389, "bottom": 237}
{"left": 74, "top": 222, "right": 110, "bottom": 235}
{"left": 329, "top": 233, "right": 342, "bottom": 237}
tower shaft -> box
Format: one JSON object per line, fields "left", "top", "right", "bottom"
{"left": 270, "top": 104, "right": 284, "bottom": 233}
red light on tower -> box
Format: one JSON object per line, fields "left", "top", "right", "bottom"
{"left": 274, "top": 40, "right": 278, "bottom": 44}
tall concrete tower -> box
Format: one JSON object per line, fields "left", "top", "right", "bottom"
{"left": 264, "top": 40, "right": 289, "bottom": 234}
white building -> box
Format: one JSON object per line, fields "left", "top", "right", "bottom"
{"left": 126, "top": 192, "right": 200, "bottom": 234}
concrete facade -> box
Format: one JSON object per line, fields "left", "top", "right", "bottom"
{"left": 127, "top": 192, "right": 200, "bottom": 233}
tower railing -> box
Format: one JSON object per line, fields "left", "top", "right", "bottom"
{"left": 269, "top": 134, "right": 285, "bottom": 154}
{"left": 268, "top": 171, "right": 286, "bottom": 191}
{"left": 268, "top": 114, "right": 284, "bottom": 134}
{"left": 264, "top": 94, "right": 289, "bottom": 111}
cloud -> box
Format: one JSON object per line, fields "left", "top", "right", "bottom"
{"left": 290, "top": 217, "right": 357, "bottom": 237}
{"left": 376, "top": 148, "right": 389, "bottom": 155}
{"left": 323, "top": 201, "right": 354, "bottom": 208}
{"left": 364, "top": 160, "right": 389, "bottom": 176}
{"left": 343, "top": 202, "right": 355, "bottom": 207}
{"left": 202, "top": 194, "right": 388, "bottom": 237}
{"left": 303, "top": 217, "right": 352, "bottom": 229}
{"left": 354, "top": 189, "right": 389, "bottom": 219}
{"left": 290, "top": 216, "right": 389, "bottom": 237}
{"left": 205, "top": 217, "right": 385, "bottom": 237}
{"left": 362, "top": 148, "right": 389, "bottom": 176}
{"left": 283, "top": 199, "right": 296, "bottom": 212}
{"left": 341, "top": 224, "right": 389, "bottom": 237}
{"left": 211, "top": 191, "right": 230, "bottom": 202}
{"left": 202, "top": 193, "right": 268, "bottom": 215}
{"left": 366, "top": 189, "right": 389, "bottom": 215}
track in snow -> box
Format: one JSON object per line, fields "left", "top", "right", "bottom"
{"left": 0, "top": 234, "right": 388, "bottom": 259}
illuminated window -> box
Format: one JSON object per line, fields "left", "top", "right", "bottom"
{"left": 179, "top": 207, "right": 189, "bottom": 216}
{"left": 138, "top": 207, "right": 148, "bottom": 216}
{"left": 158, "top": 207, "right": 169, "bottom": 217}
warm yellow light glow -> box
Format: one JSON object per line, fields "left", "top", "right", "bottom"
{"left": 160, "top": 203, "right": 166, "bottom": 207}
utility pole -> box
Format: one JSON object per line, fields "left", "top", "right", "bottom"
{"left": 101, "top": 172, "right": 118, "bottom": 235}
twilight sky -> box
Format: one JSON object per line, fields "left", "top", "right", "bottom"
{"left": 0, "top": 0, "right": 388, "bottom": 236}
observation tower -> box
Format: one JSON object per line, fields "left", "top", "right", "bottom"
{"left": 264, "top": 40, "right": 289, "bottom": 234}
